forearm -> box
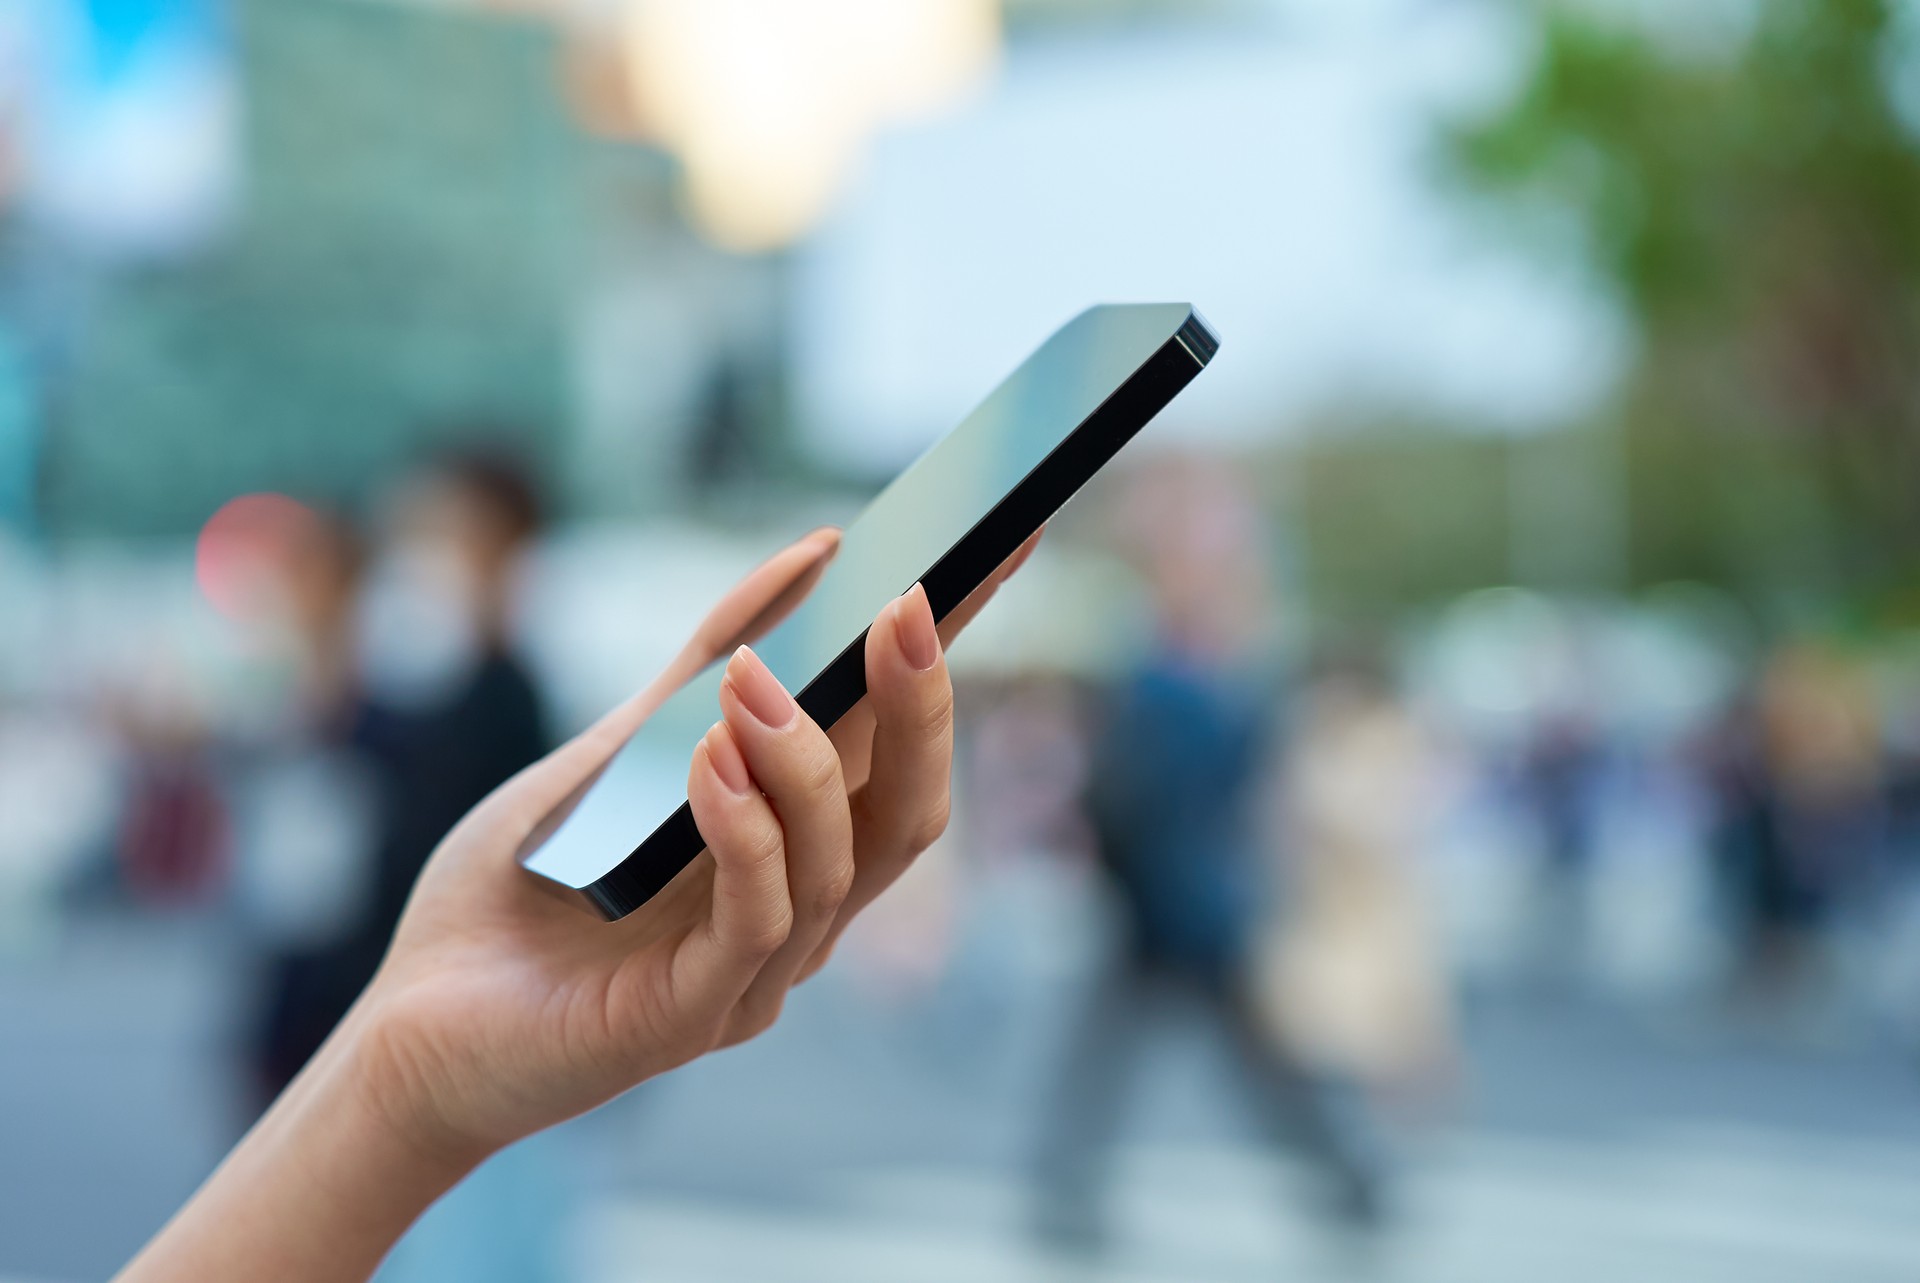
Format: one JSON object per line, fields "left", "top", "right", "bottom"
{"left": 118, "top": 1002, "right": 482, "bottom": 1283}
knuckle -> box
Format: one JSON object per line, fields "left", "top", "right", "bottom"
{"left": 796, "top": 940, "right": 837, "bottom": 985}
{"left": 807, "top": 857, "right": 855, "bottom": 919}
{"left": 739, "top": 820, "right": 785, "bottom": 871}
{"left": 740, "top": 906, "right": 793, "bottom": 960}
{"left": 741, "top": 994, "right": 785, "bottom": 1040}
{"left": 793, "top": 742, "right": 844, "bottom": 803}
{"left": 909, "top": 796, "right": 952, "bottom": 852}
{"left": 910, "top": 689, "right": 955, "bottom": 742}
{"left": 702, "top": 1012, "right": 737, "bottom": 1055}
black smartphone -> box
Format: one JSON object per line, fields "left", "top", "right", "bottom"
{"left": 523, "top": 302, "right": 1219, "bottom": 919}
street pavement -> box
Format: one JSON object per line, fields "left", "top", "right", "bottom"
{"left": 4, "top": 897, "right": 1918, "bottom": 1283}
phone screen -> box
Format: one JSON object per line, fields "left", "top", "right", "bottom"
{"left": 525, "top": 303, "right": 1207, "bottom": 895}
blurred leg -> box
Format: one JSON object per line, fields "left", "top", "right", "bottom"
{"left": 1031, "top": 952, "right": 1148, "bottom": 1253}
{"left": 1209, "top": 977, "right": 1387, "bottom": 1231}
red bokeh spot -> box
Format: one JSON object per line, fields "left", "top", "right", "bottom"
{"left": 195, "top": 492, "right": 317, "bottom": 621}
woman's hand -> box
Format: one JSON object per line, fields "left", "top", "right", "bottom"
{"left": 355, "top": 533, "right": 1000, "bottom": 1157}
{"left": 119, "top": 528, "right": 1037, "bottom": 1283}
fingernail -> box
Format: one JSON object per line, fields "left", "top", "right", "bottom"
{"left": 724, "top": 645, "right": 796, "bottom": 728}
{"left": 897, "top": 584, "right": 940, "bottom": 671}
{"left": 704, "top": 724, "right": 754, "bottom": 796}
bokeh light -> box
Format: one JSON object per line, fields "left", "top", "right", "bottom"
{"left": 193, "top": 492, "right": 317, "bottom": 623}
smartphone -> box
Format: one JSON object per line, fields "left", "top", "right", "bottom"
{"left": 522, "top": 302, "right": 1219, "bottom": 919}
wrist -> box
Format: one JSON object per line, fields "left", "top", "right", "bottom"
{"left": 318, "top": 985, "right": 498, "bottom": 1182}
{"left": 116, "top": 988, "right": 485, "bottom": 1282}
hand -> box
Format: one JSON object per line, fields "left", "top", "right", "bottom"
{"left": 337, "top": 527, "right": 1040, "bottom": 1164}
{"left": 117, "top": 527, "right": 1041, "bottom": 1283}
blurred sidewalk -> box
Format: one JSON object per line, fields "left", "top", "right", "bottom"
{"left": 0, "top": 914, "right": 249, "bottom": 1283}
{"left": 5, "top": 881, "right": 1919, "bottom": 1283}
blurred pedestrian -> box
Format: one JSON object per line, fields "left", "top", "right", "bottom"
{"left": 245, "top": 503, "right": 383, "bottom": 1100}
{"left": 350, "top": 448, "right": 553, "bottom": 957}
{"left": 252, "top": 448, "right": 552, "bottom": 1102}
{"left": 1032, "top": 464, "right": 1383, "bottom": 1253}
{"left": 1516, "top": 704, "right": 1608, "bottom": 987}
{"left": 1709, "top": 644, "right": 1884, "bottom": 1016}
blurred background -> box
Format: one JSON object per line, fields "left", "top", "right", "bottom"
{"left": 4, "top": 0, "right": 1920, "bottom": 1279}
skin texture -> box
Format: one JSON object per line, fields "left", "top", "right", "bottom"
{"left": 116, "top": 527, "right": 1040, "bottom": 1283}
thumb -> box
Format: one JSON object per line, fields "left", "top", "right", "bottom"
{"left": 495, "top": 529, "right": 841, "bottom": 857}
{"left": 668, "top": 528, "right": 841, "bottom": 690}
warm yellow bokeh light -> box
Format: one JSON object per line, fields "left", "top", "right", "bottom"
{"left": 622, "top": 0, "right": 999, "bottom": 251}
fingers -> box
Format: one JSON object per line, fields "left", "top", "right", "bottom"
{"left": 714, "top": 646, "right": 855, "bottom": 1036}
{"left": 496, "top": 526, "right": 1027, "bottom": 955}
{"left": 677, "top": 722, "right": 793, "bottom": 1012}
{"left": 509, "top": 523, "right": 1030, "bottom": 849}
{"left": 804, "top": 585, "right": 954, "bottom": 979}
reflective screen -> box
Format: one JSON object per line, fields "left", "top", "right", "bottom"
{"left": 526, "top": 303, "right": 1199, "bottom": 888}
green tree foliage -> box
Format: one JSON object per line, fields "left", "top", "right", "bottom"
{"left": 1454, "top": 0, "right": 1920, "bottom": 610}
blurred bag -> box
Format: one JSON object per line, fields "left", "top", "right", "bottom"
{"left": 1252, "top": 687, "right": 1455, "bottom": 1091}
{"left": 119, "top": 755, "right": 229, "bottom": 905}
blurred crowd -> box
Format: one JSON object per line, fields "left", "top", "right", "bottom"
{"left": 975, "top": 463, "right": 1920, "bottom": 1246}
{"left": 1, "top": 447, "right": 554, "bottom": 1106}
{"left": 12, "top": 447, "right": 1918, "bottom": 1245}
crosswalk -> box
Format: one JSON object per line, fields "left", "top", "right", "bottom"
{"left": 575, "top": 1124, "right": 1920, "bottom": 1283}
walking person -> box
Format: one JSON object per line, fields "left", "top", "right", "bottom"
{"left": 1032, "top": 465, "right": 1383, "bottom": 1254}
